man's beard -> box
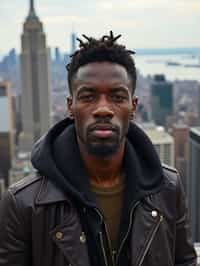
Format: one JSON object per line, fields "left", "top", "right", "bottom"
{"left": 77, "top": 126, "right": 127, "bottom": 157}
{"left": 85, "top": 140, "right": 120, "bottom": 156}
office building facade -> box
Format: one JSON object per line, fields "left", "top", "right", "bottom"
{"left": 20, "top": 0, "right": 51, "bottom": 152}
{"left": 151, "top": 75, "right": 173, "bottom": 127}
{"left": 141, "top": 123, "right": 174, "bottom": 166}
{"left": 0, "top": 81, "right": 13, "bottom": 187}
{"left": 172, "top": 125, "right": 189, "bottom": 190}
{"left": 187, "top": 127, "right": 200, "bottom": 242}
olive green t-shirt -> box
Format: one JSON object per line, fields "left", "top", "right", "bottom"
{"left": 91, "top": 180, "right": 124, "bottom": 252}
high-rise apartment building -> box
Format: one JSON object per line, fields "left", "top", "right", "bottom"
{"left": 55, "top": 47, "right": 61, "bottom": 63}
{"left": 151, "top": 75, "right": 173, "bottom": 127}
{"left": 187, "top": 127, "right": 200, "bottom": 242}
{"left": 0, "top": 178, "right": 5, "bottom": 199}
{"left": 198, "top": 86, "right": 200, "bottom": 126}
{"left": 141, "top": 123, "right": 174, "bottom": 166}
{"left": 0, "top": 81, "right": 13, "bottom": 188}
{"left": 71, "top": 31, "right": 77, "bottom": 54}
{"left": 172, "top": 124, "right": 189, "bottom": 190}
{"left": 20, "top": 0, "right": 51, "bottom": 152}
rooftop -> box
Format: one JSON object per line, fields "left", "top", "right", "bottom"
{"left": 190, "top": 127, "right": 200, "bottom": 143}
{"left": 140, "top": 123, "right": 174, "bottom": 144}
{"left": 191, "top": 127, "right": 200, "bottom": 135}
{"left": 0, "top": 98, "right": 9, "bottom": 132}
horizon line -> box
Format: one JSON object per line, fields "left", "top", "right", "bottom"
{"left": 0, "top": 46, "right": 200, "bottom": 56}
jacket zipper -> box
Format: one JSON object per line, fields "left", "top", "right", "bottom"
{"left": 95, "top": 204, "right": 163, "bottom": 266}
{"left": 104, "top": 220, "right": 115, "bottom": 266}
{"left": 116, "top": 201, "right": 140, "bottom": 265}
{"left": 99, "top": 231, "right": 109, "bottom": 266}
{"left": 95, "top": 208, "right": 115, "bottom": 266}
{"left": 137, "top": 214, "right": 163, "bottom": 266}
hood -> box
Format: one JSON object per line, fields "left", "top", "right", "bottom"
{"left": 31, "top": 118, "right": 164, "bottom": 207}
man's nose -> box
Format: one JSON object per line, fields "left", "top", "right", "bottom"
{"left": 92, "top": 106, "right": 114, "bottom": 118}
{"left": 92, "top": 97, "right": 114, "bottom": 118}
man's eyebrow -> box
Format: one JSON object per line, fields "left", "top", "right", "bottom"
{"left": 77, "top": 87, "right": 95, "bottom": 94}
{"left": 110, "top": 87, "right": 129, "bottom": 93}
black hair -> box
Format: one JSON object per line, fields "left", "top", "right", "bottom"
{"left": 66, "top": 31, "right": 136, "bottom": 95}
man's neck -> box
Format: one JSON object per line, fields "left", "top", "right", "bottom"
{"left": 78, "top": 141, "right": 125, "bottom": 189}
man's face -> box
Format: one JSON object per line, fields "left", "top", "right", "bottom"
{"left": 68, "top": 62, "right": 137, "bottom": 157}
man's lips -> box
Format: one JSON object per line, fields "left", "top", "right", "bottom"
{"left": 88, "top": 124, "right": 117, "bottom": 138}
{"left": 92, "top": 129, "right": 114, "bottom": 138}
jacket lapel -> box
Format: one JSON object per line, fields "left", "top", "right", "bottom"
{"left": 35, "top": 177, "right": 68, "bottom": 205}
{"left": 130, "top": 202, "right": 163, "bottom": 266}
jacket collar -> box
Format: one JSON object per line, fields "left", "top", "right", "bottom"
{"left": 35, "top": 176, "right": 69, "bottom": 205}
{"left": 32, "top": 119, "right": 164, "bottom": 207}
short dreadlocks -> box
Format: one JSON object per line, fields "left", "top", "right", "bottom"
{"left": 66, "top": 31, "right": 137, "bottom": 95}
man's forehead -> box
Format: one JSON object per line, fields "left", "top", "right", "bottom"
{"left": 75, "top": 62, "right": 130, "bottom": 81}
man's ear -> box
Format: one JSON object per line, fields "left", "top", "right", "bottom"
{"left": 67, "top": 96, "right": 74, "bottom": 119}
{"left": 132, "top": 96, "right": 138, "bottom": 111}
{"left": 130, "top": 96, "right": 138, "bottom": 120}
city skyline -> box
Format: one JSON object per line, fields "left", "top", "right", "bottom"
{"left": 0, "top": 0, "right": 200, "bottom": 55}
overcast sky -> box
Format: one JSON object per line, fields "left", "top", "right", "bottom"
{"left": 0, "top": 0, "right": 200, "bottom": 55}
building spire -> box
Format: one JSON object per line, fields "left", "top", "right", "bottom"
{"left": 29, "top": 0, "right": 36, "bottom": 17}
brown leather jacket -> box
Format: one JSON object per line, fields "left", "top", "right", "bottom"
{"left": 0, "top": 166, "right": 197, "bottom": 266}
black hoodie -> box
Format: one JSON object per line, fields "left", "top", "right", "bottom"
{"left": 31, "top": 117, "right": 165, "bottom": 265}
{"left": 31, "top": 118, "right": 164, "bottom": 206}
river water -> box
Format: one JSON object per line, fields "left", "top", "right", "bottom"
{"left": 135, "top": 54, "right": 200, "bottom": 81}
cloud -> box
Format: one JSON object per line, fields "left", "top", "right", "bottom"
{"left": 43, "top": 15, "right": 84, "bottom": 24}
{"left": 0, "top": 0, "right": 199, "bottom": 54}
{"left": 97, "top": 0, "right": 169, "bottom": 11}
{"left": 96, "top": 0, "right": 200, "bottom": 13}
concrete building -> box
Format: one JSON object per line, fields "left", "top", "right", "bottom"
{"left": 20, "top": 0, "right": 51, "bottom": 152}
{"left": 187, "top": 127, "right": 200, "bottom": 242}
{"left": 9, "top": 152, "right": 34, "bottom": 185}
{"left": 71, "top": 31, "right": 77, "bottom": 54}
{"left": 198, "top": 86, "right": 200, "bottom": 127}
{"left": 0, "top": 178, "right": 5, "bottom": 199}
{"left": 172, "top": 124, "right": 189, "bottom": 190}
{"left": 195, "top": 243, "right": 200, "bottom": 265}
{"left": 55, "top": 47, "right": 61, "bottom": 63}
{"left": 0, "top": 81, "right": 14, "bottom": 187}
{"left": 150, "top": 75, "right": 173, "bottom": 127}
{"left": 141, "top": 123, "right": 174, "bottom": 166}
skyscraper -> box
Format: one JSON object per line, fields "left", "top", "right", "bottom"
{"left": 150, "top": 75, "right": 173, "bottom": 127}
{"left": 71, "top": 31, "right": 77, "bottom": 54}
{"left": 187, "top": 127, "right": 200, "bottom": 242}
{"left": 172, "top": 124, "right": 189, "bottom": 190}
{"left": 55, "top": 47, "right": 61, "bottom": 63}
{"left": 0, "top": 81, "right": 14, "bottom": 188}
{"left": 141, "top": 123, "right": 174, "bottom": 166}
{"left": 20, "top": 0, "right": 51, "bottom": 152}
{"left": 198, "top": 86, "right": 200, "bottom": 126}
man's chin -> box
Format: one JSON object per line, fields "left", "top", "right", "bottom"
{"left": 86, "top": 143, "right": 119, "bottom": 157}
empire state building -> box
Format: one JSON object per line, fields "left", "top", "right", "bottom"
{"left": 20, "top": 0, "right": 51, "bottom": 152}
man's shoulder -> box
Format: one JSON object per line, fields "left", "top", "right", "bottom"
{"left": 8, "top": 172, "right": 43, "bottom": 195}
{"left": 0, "top": 174, "right": 44, "bottom": 213}
{"left": 162, "top": 163, "right": 178, "bottom": 174}
{"left": 8, "top": 173, "right": 68, "bottom": 206}
{"left": 161, "top": 164, "right": 182, "bottom": 191}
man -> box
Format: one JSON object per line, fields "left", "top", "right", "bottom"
{"left": 0, "top": 31, "right": 197, "bottom": 266}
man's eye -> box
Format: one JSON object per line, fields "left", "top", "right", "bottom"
{"left": 79, "top": 94, "right": 95, "bottom": 101}
{"left": 111, "top": 95, "right": 127, "bottom": 102}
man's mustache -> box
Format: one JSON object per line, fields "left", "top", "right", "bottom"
{"left": 87, "top": 118, "right": 119, "bottom": 133}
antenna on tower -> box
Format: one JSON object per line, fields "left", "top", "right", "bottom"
{"left": 29, "top": 0, "right": 36, "bottom": 17}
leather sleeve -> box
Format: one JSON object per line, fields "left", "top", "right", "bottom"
{"left": 175, "top": 174, "right": 197, "bottom": 266}
{"left": 0, "top": 190, "right": 30, "bottom": 266}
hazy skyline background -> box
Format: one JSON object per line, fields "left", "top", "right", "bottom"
{"left": 0, "top": 0, "right": 200, "bottom": 54}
